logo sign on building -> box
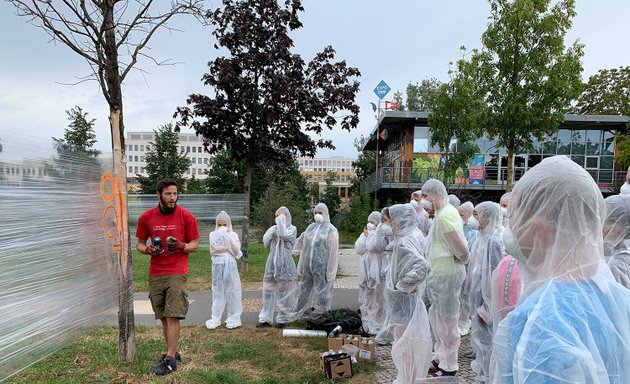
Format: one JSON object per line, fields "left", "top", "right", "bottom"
{"left": 373, "top": 80, "right": 391, "bottom": 100}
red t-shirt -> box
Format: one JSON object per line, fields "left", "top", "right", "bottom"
{"left": 136, "top": 205, "right": 200, "bottom": 276}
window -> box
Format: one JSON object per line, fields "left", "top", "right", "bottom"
{"left": 198, "top": 157, "right": 202, "bottom": 164}
{"left": 134, "top": 166, "right": 139, "bottom": 173}
{"left": 140, "top": 167, "right": 145, "bottom": 173}
{"left": 571, "top": 155, "right": 584, "bottom": 167}
{"left": 140, "top": 145, "right": 144, "bottom": 151}
{"left": 134, "top": 156, "right": 138, "bottom": 162}
{"left": 129, "top": 166, "right": 133, "bottom": 172}
{"left": 134, "top": 145, "right": 139, "bottom": 151}
{"left": 143, "top": 134, "right": 153, "bottom": 140}
{"left": 186, "top": 146, "right": 190, "bottom": 152}
{"left": 204, "top": 158, "right": 209, "bottom": 164}
{"left": 140, "top": 156, "right": 144, "bottom": 162}
{"left": 131, "top": 134, "right": 141, "bottom": 140}
{"left": 128, "top": 155, "right": 133, "bottom": 162}
{"left": 180, "top": 146, "right": 185, "bottom": 153}
{"left": 557, "top": 129, "right": 571, "bottom": 155}
{"left": 585, "top": 156, "right": 599, "bottom": 169}
{"left": 198, "top": 147, "right": 202, "bottom": 153}
{"left": 413, "top": 126, "right": 430, "bottom": 153}
{"left": 192, "top": 169, "right": 196, "bottom": 175}
{"left": 192, "top": 158, "right": 197, "bottom": 164}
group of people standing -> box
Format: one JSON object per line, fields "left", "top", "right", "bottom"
{"left": 354, "top": 156, "right": 630, "bottom": 383}
{"left": 135, "top": 155, "right": 630, "bottom": 382}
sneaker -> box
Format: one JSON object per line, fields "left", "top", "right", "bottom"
{"left": 274, "top": 322, "right": 287, "bottom": 329}
{"left": 205, "top": 319, "right": 221, "bottom": 330}
{"left": 256, "top": 322, "right": 272, "bottom": 328}
{"left": 153, "top": 357, "right": 177, "bottom": 376}
{"left": 226, "top": 323, "right": 241, "bottom": 329}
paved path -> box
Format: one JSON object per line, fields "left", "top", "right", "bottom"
{"left": 111, "top": 247, "right": 476, "bottom": 383}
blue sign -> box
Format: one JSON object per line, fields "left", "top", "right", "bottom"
{"left": 373, "top": 80, "right": 391, "bottom": 100}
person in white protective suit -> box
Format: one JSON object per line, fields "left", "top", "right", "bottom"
{"left": 457, "top": 201, "right": 480, "bottom": 338}
{"left": 468, "top": 202, "right": 504, "bottom": 383}
{"left": 291, "top": 203, "right": 339, "bottom": 320}
{"left": 411, "top": 190, "right": 432, "bottom": 237}
{"left": 354, "top": 211, "right": 387, "bottom": 334}
{"left": 375, "top": 207, "right": 395, "bottom": 345}
{"left": 603, "top": 194, "right": 630, "bottom": 289}
{"left": 421, "top": 179, "right": 469, "bottom": 377}
{"left": 386, "top": 203, "right": 433, "bottom": 384}
{"left": 448, "top": 194, "right": 461, "bottom": 208}
{"left": 205, "top": 211, "right": 243, "bottom": 330}
{"left": 620, "top": 166, "right": 630, "bottom": 195}
{"left": 499, "top": 192, "right": 511, "bottom": 229}
{"left": 257, "top": 206, "right": 297, "bottom": 329}
{"left": 492, "top": 156, "right": 630, "bottom": 384}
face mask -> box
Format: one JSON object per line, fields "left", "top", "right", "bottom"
{"left": 409, "top": 199, "right": 419, "bottom": 208}
{"left": 217, "top": 225, "right": 228, "bottom": 233}
{"left": 467, "top": 217, "right": 480, "bottom": 230}
{"left": 503, "top": 227, "right": 527, "bottom": 263}
{"left": 501, "top": 207, "right": 509, "bottom": 218}
{"left": 421, "top": 198, "right": 432, "bottom": 210}
{"left": 314, "top": 214, "right": 324, "bottom": 224}
{"left": 621, "top": 182, "right": 630, "bottom": 195}
{"left": 366, "top": 223, "right": 376, "bottom": 231}
{"left": 380, "top": 223, "right": 393, "bottom": 236}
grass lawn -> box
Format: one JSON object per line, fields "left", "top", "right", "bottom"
{"left": 133, "top": 241, "right": 274, "bottom": 292}
{"left": 4, "top": 325, "right": 377, "bottom": 384}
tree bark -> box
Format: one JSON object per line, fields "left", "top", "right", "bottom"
{"left": 241, "top": 163, "right": 252, "bottom": 273}
{"left": 103, "top": 2, "right": 135, "bottom": 362}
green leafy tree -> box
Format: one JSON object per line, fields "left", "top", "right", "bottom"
{"left": 320, "top": 171, "right": 341, "bottom": 223}
{"left": 175, "top": 0, "right": 360, "bottom": 271}
{"left": 50, "top": 106, "right": 101, "bottom": 180}
{"left": 350, "top": 135, "right": 376, "bottom": 193}
{"left": 406, "top": 78, "right": 441, "bottom": 112}
{"left": 185, "top": 176, "right": 206, "bottom": 194}
{"left": 429, "top": 56, "right": 484, "bottom": 184}
{"left": 471, "top": 0, "right": 584, "bottom": 190}
{"left": 575, "top": 66, "right": 630, "bottom": 166}
{"left": 203, "top": 149, "right": 268, "bottom": 203}
{"left": 138, "top": 124, "right": 191, "bottom": 193}
{"left": 391, "top": 90, "right": 406, "bottom": 111}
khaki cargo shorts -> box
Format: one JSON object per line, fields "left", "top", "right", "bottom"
{"left": 148, "top": 274, "right": 189, "bottom": 319}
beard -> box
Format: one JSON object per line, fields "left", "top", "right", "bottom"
{"left": 159, "top": 195, "right": 177, "bottom": 214}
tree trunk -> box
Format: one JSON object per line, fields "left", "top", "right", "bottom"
{"left": 241, "top": 163, "right": 252, "bottom": 273}
{"left": 103, "top": 3, "right": 135, "bottom": 363}
{"left": 506, "top": 145, "right": 514, "bottom": 192}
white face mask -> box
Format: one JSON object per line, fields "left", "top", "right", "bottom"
{"left": 409, "top": 199, "right": 419, "bottom": 208}
{"left": 366, "top": 222, "right": 376, "bottom": 231}
{"left": 501, "top": 207, "right": 509, "bottom": 218}
{"left": 314, "top": 213, "right": 324, "bottom": 224}
{"left": 380, "top": 223, "right": 393, "bottom": 236}
{"left": 217, "top": 225, "right": 228, "bottom": 233}
{"left": 467, "top": 216, "right": 480, "bottom": 230}
{"left": 421, "top": 198, "right": 433, "bottom": 210}
{"left": 621, "top": 182, "right": 630, "bottom": 195}
{"left": 503, "top": 227, "right": 527, "bottom": 263}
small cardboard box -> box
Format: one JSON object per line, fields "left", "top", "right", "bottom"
{"left": 327, "top": 333, "right": 345, "bottom": 351}
{"left": 358, "top": 337, "right": 377, "bottom": 362}
{"left": 343, "top": 334, "right": 359, "bottom": 347}
{"left": 323, "top": 353, "right": 353, "bottom": 379}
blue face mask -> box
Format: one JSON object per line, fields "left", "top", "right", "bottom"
{"left": 503, "top": 227, "right": 527, "bottom": 263}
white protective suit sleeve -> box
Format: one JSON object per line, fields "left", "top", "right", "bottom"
{"left": 477, "top": 238, "right": 503, "bottom": 324}
{"left": 263, "top": 226, "right": 275, "bottom": 249}
{"left": 293, "top": 232, "right": 305, "bottom": 276}
{"left": 394, "top": 243, "right": 432, "bottom": 293}
{"left": 326, "top": 228, "right": 340, "bottom": 282}
{"left": 444, "top": 230, "right": 469, "bottom": 263}
{"left": 355, "top": 233, "right": 367, "bottom": 256}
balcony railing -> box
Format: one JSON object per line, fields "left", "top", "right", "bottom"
{"left": 360, "top": 166, "right": 627, "bottom": 195}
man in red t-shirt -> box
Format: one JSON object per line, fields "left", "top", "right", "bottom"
{"left": 136, "top": 178, "right": 199, "bottom": 376}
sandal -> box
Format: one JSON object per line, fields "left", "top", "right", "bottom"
{"left": 427, "top": 359, "right": 440, "bottom": 373}
{"left": 427, "top": 367, "right": 457, "bottom": 377}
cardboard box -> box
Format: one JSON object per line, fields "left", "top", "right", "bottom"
{"left": 323, "top": 353, "right": 352, "bottom": 379}
{"left": 327, "top": 333, "right": 345, "bottom": 351}
{"left": 358, "top": 337, "right": 377, "bottom": 362}
{"left": 343, "top": 334, "right": 359, "bottom": 347}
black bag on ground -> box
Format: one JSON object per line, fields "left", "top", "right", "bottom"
{"left": 302, "top": 308, "right": 363, "bottom": 335}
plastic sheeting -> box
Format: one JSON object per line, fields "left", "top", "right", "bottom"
{"left": 0, "top": 131, "right": 118, "bottom": 381}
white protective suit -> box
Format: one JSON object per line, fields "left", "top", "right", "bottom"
{"left": 603, "top": 194, "right": 630, "bottom": 289}
{"left": 375, "top": 207, "right": 395, "bottom": 345}
{"left": 458, "top": 201, "right": 480, "bottom": 336}
{"left": 448, "top": 194, "right": 461, "bottom": 208}
{"left": 206, "top": 211, "right": 243, "bottom": 329}
{"left": 469, "top": 202, "right": 504, "bottom": 383}
{"left": 258, "top": 206, "right": 297, "bottom": 325}
{"left": 499, "top": 192, "right": 511, "bottom": 229}
{"left": 492, "top": 156, "right": 630, "bottom": 384}
{"left": 422, "top": 179, "right": 469, "bottom": 374}
{"left": 386, "top": 204, "right": 432, "bottom": 384}
{"left": 413, "top": 189, "right": 433, "bottom": 237}
{"left": 291, "top": 203, "right": 339, "bottom": 320}
{"left": 354, "top": 211, "right": 387, "bottom": 334}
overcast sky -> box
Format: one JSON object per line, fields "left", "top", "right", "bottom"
{"left": 1, "top": 0, "right": 629, "bottom": 159}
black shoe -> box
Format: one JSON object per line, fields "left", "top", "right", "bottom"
{"left": 463, "top": 348, "right": 475, "bottom": 359}
{"left": 274, "top": 322, "right": 287, "bottom": 329}
{"left": 256, "top": 321, "right": 272, "bottom": 328}
{"left": 154, "top": 357, "right": 177, "bottom": 376}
